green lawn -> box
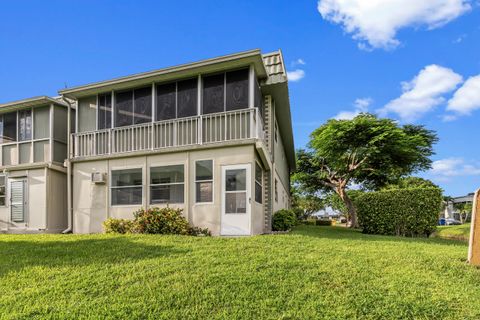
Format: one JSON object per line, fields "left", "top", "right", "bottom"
{"left": 435, "top": 223, "right": 471, "bottom": 241}
{"left": 1, "top": 226, "right": 479, "bottom": 319}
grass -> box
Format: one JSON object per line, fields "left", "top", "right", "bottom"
{"left": 435, "top": 223, "right": 471, "bottom": 241}
{"left": 0, "top": 226, "right": 479, "bottom": 319}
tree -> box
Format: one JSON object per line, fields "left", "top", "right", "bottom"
{"left": 381, "top": 176, "right": 441, "bottom": 191}
{"left": 290, "top": 185, "right": 324, "bottom": 220}
{"left": 324, "top": 190, "right": 364, "bottom": 220}
{"left": 293, "top": 114, "right": 437, "bottom": 228}
{"left": 454, "top": 202, "right": 473, "bottom": 223}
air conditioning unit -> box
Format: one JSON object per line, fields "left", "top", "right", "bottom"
{"left": 91, "top": 172, "right": 106, "bottom": 184}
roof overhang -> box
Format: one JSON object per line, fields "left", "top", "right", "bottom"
{"left": 59, "top": 49, "right": 268, "bottom": 99}
{"left": 0, "top": 96, "right": 68, "bottom": 113}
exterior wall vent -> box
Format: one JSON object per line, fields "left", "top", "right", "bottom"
{"left": 91, "top": 172, "right": 106, "bottom": 184}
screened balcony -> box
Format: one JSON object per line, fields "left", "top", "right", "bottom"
{"left": 71, "top": 67, "right": 266, "bottom": 159}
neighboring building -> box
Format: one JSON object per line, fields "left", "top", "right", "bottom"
{"left": 0, "top": 97, "right": 71, "bottom": 233}
{"left": 59, "top": 49, "right": 295, "bottom": 235}
{"left": 443, "top": 193, "right": 474, "bottom": 220}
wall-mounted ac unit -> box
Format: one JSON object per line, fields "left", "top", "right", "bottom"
{"left": 91, "top": 172, "right": 107, "bottom": 184}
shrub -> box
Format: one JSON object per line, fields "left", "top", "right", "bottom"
{"left": 302, "top": 219, "right": 316, "bottom": 226}
{"left": 315, "top": 219, "right": 332, "bottom": 226}
{"left": 103, "top": 218, "right": 136, "bottom": 234}
{"left": 134, "top": 207, "right": 192, "bottom": 235}
{"left": 356, "top": 187, "right": 442, "bottom": 237}
{"left": 292, "top": 207, "right": 306, "bottom": 221}
{"left": 272, "top": 209, "right": 297, "bottom": 231}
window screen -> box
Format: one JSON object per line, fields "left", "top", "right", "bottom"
{"left": 226, "top": 69, "right": 249, "bottom": 111}
{"left": 98, "top": 93, "right": 112, "bottom": 129}
{"left": 0, "top": 112, "right": 17, "bottom": 143}
{"left": 255, "top": 162, "right": 262, "bottom": 204}
{"left": 133, "top": 87, "right": 152, "bottom": 124}
{"left": 34, "top": 106, "right": 50, "bottom": 139}
{"left": 177, "top": 78, "right": 198, "bottom": 118}
{"left": 195, "top": 160, "right": 213, "bottom": 203}
{"left": 0, "top": 176, "right": 5, "bottom": 206}
{"left": 115, "top": 91, "right": 133, "bottom": 127}
{"left": 202, "top": 74, "right": 224, "bottom": 114}
{"left": 18, "top": 109, "right": 32, "bottom": 141}
{"left": 111, "top": 168, "right": 143, "bottom": 205}
{"left": 150, "top": 165, "right": 184, "bottom": 204}
{"left": 156, "top": 83, "right": 176, "bottom": 121}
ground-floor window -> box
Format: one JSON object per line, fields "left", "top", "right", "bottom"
{"left": 274, "top": 178, "right": 278, "bottom": 203}
{"left": 111, "top": 169, "right": 143, "bottom": 205}
{"left": 255, "top": 162, "right": 262, "bottom": 204}
{"left": 0, "top": 175, "right": 5, "bottom": 206}
{"left": 150, "top": 165, "right": 184, "bottom": 204}
{"left": 195, "top": 160, "right": 213, "bottom": 203}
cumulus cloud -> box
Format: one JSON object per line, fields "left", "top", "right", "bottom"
{"left": 379, "top": 65, "right": 463, "bottom": 121}
{"left": 429, "top": 158, "right": 480, "bottom": 181}
{"left": 446, "top": 75, "right": 480, "bottom": 116}
{"left": 335, "top": 98, "right": 372, "bottom": 120}
{"left": 292, "top": 58, "right": 306, "bottom": 66}
{"left": 287, "top": 69, "right": 305, "bottom": 82}
{"left": 317, "top": 0, "right": 472, "bottom": 50}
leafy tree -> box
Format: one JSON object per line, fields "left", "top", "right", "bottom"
{"left": 382, "top": 176, "right": 441, "bottom": 191}
{"left": 324, "top": 190, "right": 364, "bottom": 220}
{"left": 294, "top": 114, "right": 437, "bottom": 228}
{"left": 290, "top": 185, "right": 324, "bottom": 220}
{"left": 454, "top": 202, "right": 473, "bottom": 223}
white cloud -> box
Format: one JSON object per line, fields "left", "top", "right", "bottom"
{"left": 287, "top": 69, "right": 305, "bottom": 82}
{"left": 429, "top": 158, "right": 480, "bottom": 180}
{"left": 446, "top": 75, "right": 480, "bottom": 116}
{"left": 317, "top": 0, "right": 472, "bottom": 50}
{"left": 379, "top": 65, "right": 463, "bottom": 121}
{"left": 292, "top": 58, "right": 306, "bottom": 66}
{"left": 335, "top": 97, "right": 372, "bottom": 120}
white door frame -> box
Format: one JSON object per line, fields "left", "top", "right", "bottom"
{"left": 221, "top": 164, "right": 251, "bottom": 236}
{"left": 9, "top": 177, "right": 28, "bottom": 226}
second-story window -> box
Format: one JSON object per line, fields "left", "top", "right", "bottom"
{"left": 114, "top": 87, "right": 152, "bottom": 127}
{"left": 18, "top": 110, "right": 32, "bottom": 141}
{"left": 98, "top": 93, "right": 112, "bottom": 129}
{"left": 203, "top": 69, "right": 250, "bottom": 115}
{"left": 0, "top": 112, "right": 17, "bottom": 143}
{"left": 156, "top": 82, "right": 176, "bottom": 121}
{"left": 177, "top": 79, "right": 198, "bottom": 118}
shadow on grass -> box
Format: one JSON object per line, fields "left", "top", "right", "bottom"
{"left": 0, "top": 236, "right": 189, "bottom": 277}
{"left": 292, "top": 225, "right": 468, "bottom": 247}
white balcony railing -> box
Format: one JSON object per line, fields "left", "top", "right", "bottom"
{"left": 71, "top": 108, "right": 265, "bottom": 158}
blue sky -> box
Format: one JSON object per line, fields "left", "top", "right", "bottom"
{"left": 0, "top": 1, "right": 479, "bottom": 196}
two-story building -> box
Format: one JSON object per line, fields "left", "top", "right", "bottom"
{"left": 60, "top": 49, "right": 294, "bottom": 235}
{"left": 0, "top": 96, "right": 71, "bottom": 233}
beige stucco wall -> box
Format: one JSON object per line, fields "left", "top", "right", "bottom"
{"left": 272, "top": 113, "right": 291, "bottom": 213}
{"left": 72, "top": 145, "right": 262, "bottom": 235}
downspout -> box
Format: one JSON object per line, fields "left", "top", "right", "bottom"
{"left": 61, "top": 96, "right": 73, "bottom": 234}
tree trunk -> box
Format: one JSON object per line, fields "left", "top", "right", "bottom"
{"left": 337, "top": 187, "right": 358, "bottom": 228}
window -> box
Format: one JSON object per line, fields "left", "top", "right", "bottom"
{"left": 202, "top": 73, "right": 224, "bottom": 114}
{"left": 156, "top": 82, "right": 176, "bottom": 121}
{"left": 274, "top": 122, "right": 278, "bottom": 143}
{"left": 0, "top": 112, "right": 17, "bottom": 143}
{"left": 195, "top": 160, "right": 213, "bottom": 203}
{"left": 0, "top": 176, "right": 5, "bottom": 206}
{"left": 18, "top": 110, "right": 32, "bottom": 141}
{"left": 150, "top": 165, "right": 184, "bottom": 204}
{"left": 274, "top": 179, "right": 278, "bottom": 203}
{"left": 177, "top": 78, "right": 198, "bottom": 118}
{"left": 226, "top": 69, "right": 249, "bottom": 111}
{"left": 34, "top": 106, "right": 50, "bottom": 139}
{"left": 98, "top": 93, "right": 112, "bottom": 129}
{"left": 111, "top": 169, "right": 143, "bottom": 205}
{"left": 255, "top": 162, "right": 263, "bottom": 204}
{"left": 114, "top": 88, "right": 152, "bottom": 127}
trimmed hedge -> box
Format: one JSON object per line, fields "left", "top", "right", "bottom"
{"left": 357, "top": 187, "right": 442, "bottom": 237}
{"left": 316, "top": 219, "right": 332, "bottom": 226}
{"left": 272, "top": 209, "right": 297, "bottom": 231}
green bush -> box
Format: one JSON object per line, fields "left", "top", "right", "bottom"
{"left": 103, "top": 218, "right": 136, "bottom": 234}
{"left": 302, "top": 219, "right": 316, "bottom": 226}
{"left": 315, "top": 219, "right": 332, "bottom": 226}
{"left": 272, "top": 209, "right": 297, "bottom": 231}
{"left": 134, "top": 207, "right": 192, "bottom": 235}
{"left": 356, "top": 187, "right": 442, "bottom": 237}
{"left": 103, "top": 207, "right": 211, "bottom": 236}
{"left": 292, "top": 207, "right": 306, "bottom": 221}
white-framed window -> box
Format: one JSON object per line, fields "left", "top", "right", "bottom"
{"left": 150, "top": 165, "right": 184, "bottom": 204}
{"left": 111, "top": 168, "right": 143, "bottom": 206}
{"left": 255, "top": 162, "right": 262, "bottom": 204}
{"left": 0, "top": 175, "right": 6, "bottom": 206}
{"left": 274, "top": 178, "right": 278, "bottom": 203}
{"left": 195, "top": 160, "right": 213, "bottom": 203}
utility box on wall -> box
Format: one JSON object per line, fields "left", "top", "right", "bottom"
{"left": 91, "top": 172, "right": 106, "bottom": 184}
